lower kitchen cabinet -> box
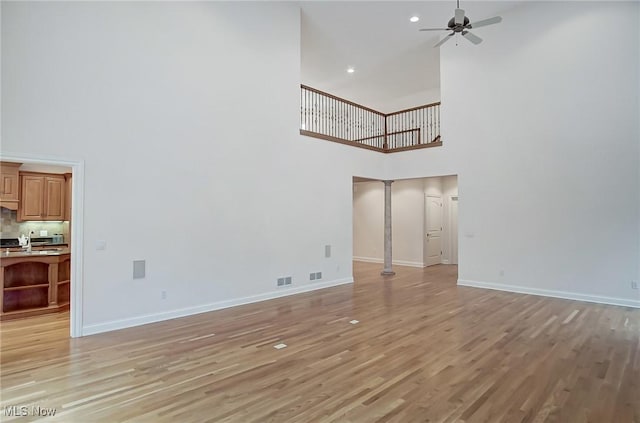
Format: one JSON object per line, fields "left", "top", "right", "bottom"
{"left": 1, "top": 253, "right": 71, "bottom": 320}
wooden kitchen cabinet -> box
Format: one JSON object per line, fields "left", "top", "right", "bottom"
{"left": 0, "top": 162, "right": 21, "bottom": 210}
{"left": 1, "top": 252, "right": 71, "bottom": 320}
{"left": 19, "top": 174, "right": 44, "bottom": 220}
{"left": 44, "top": 176, "right": 65, "bottom": 220}
{"left": 18, "top": 172, "right": 66, "bottom": 221}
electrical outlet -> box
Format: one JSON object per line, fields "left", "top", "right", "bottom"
{"left": 316, "top": 272, "right": 322, "bottom": 279}
{"left": 161, "top": 290, "right": 167, "bottom": 300}
{"left": 277, "top": 278, "right": 285, "bottom": 287}
{"left": 285, "top": 277, "right": 292, "bottom": 285}
{"left": 632, "top": 281, "right": 638, "bottom": 290}
{"left": 310, "top": 273, "right": 316, "bottom": 281}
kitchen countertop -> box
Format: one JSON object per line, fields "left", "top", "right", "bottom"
{"left": 2, "top": 248, "right": 70, "bottom": 258}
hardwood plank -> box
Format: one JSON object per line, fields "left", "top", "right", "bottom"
{"left": 1, "top": 262, "right": 638, "bottom": 422}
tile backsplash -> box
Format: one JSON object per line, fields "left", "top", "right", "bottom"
{"left": 0, "top": 208, "right": 69, "bottom": 241}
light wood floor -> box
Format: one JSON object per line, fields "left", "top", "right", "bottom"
{"left": 1, "top": 262, "right": 639, "bottom": 422}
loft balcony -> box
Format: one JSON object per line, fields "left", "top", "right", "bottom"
{"left": 300, "top": 85, "right": 442, "bottom": 153}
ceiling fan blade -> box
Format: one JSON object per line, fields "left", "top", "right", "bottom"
{"left": 419, "top": 28, "right": 450, "bottom": 32}
{"left": 454, "top": 8, "right": 465, "bottom": 25}
{"left": 469, "top": 16, "right": 502, "bottom": 29}
{"left": 433, "top": 33, "right": 454, "bottom": 48}
{"left": 462, "top": 31, "right": 483, "bottom": 45}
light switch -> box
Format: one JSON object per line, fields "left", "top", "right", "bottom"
{"left": 96, "top": 240, "right": 107, "bottom": 250}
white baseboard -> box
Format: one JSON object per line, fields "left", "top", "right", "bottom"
{"left": 458, "top": 279, "right": 640, "bottom": 309}
{"left": 392, "top": 260, "right": 426, "bottom": 268}
{"left": 353, "top": 256, "right": 425, "bottom": 268}
{"left": 82, "top": 278, "right": 354, "bottom": 336}
{"left": 353, "top": 256, "right": 383, "bottom": 264}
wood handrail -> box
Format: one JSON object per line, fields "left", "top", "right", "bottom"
{"left": 301, "top": 85, "right": 386, "bottom": 117}
{"left": 300, "top": 84, "right": 440, "bottom": 118}
{"left": 384, "top": 141, "right": 442, "bottom": 153}
{"left": 385, "top": 102, "right": 441, "bottom": 117}
{"left": 300, "top": 130, "right": 384, "bottom": 153}
{"left": 352, "top": 128, "right": 420, "bottom": 144}
{"left": 352, "top": 134, "right": 386, "bottom": 143}
{"left": 386, "top": 128, "right": 420, "bottom": 137}
{"left": 300, "top": 84, "right": 442, "bottom": 153}
{"left": 301, "top": 130, "right": 442, "bottom": 154}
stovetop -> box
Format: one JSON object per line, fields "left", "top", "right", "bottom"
{"left": 0, "top": 237, "right": 64, "bottom": 247}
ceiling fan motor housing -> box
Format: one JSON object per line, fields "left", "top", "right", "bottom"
{"left": 447, "top": 16, "right": 470, "bottom": 32}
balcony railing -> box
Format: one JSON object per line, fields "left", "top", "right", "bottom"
{"left": 300, "top": 84, "right": 441, "bottom": 153}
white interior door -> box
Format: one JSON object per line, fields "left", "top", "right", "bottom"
{"left": 450, "top": 196, "right": 458, "bottom": 265}
{"left": 425, "top": 195, "right": 443, "bottom": 266}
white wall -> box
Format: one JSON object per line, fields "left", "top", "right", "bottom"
{"left": 352, "top": 182, "right": 384, "bottom": 262}
{"left": 378, "top": 87, "right": 441, "bottom": 114}
{"left": 392, "top": 179, "right": 425, "bottom": 266}
{"left": 354, "top": 179, "right": 425, "bottom": 267}
{"left": 1, "top": 2, "right": 387, "bottom": 334}
{"left": 385, "top": 2, "right": 640, "bottom": 307}
{"left": 353, "top": 176, "right": 458, "bottom": 267}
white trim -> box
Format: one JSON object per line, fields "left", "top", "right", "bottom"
{"left": 458, "top": 279, "right": 640, "bottom": 309}
{"left": 0, "top": 152, "right": 85, "bottom": 337}
{"left": 353, "top": 256, "right": 425, "bottom": 268}
{"left": 70, "top": 163, "right": 84, "bottom": 337}
{"left": 449, "top": 194, "right": 458, "bottom": 265}
{"left": 393, "top": 260, "right": 425, "bottom": 268}
{"left": 353, "top": 256, "right": 382, "bottom": 264}
{"left": 82, "top": 277, "right": 354, "bottom": 336}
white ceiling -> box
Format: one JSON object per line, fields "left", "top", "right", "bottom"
{"left": 301, "top": 1, "right": 522, "bottom": 112}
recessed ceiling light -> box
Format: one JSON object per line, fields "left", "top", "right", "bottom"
{"left": 347, "top": 67, "right": 355, "bottom": 74}
{"left": 410, "top": 16, "right": 420, "bottom": 23}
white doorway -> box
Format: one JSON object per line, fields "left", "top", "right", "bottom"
{"left": 1, "top": 152, "right": 84, "bottom": 338}
{"left": 450, "top": 196, "right": 458, "bottom": 265}
{"left": 352, "top": 175, "right": 458, "bottom": 270}
{"left": 424, "top": 195, "right": 443, "bottom": 266}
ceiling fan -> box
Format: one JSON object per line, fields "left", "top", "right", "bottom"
{"left": 419, "top": 0, "right": 502, "bottom": 48}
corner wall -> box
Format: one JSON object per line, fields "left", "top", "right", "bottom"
{"left": 1, "top": 2, "right": 387, "bottom": 334}
{"left": 353, "top": 176, "right": 458, "bottom": 267}
{"left": 385, "top": 1, "right": 640, "bottom": 307}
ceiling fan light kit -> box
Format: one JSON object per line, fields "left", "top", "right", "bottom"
{"left": 419, "top": 0, "right": 502, "bottom": 48}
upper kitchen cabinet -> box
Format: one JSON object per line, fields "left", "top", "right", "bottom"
{"left": 0, "top": 162, "right": 21, "bottom": 210}
{"left": 18, "top": 173, "right": 66, "bottom": 221}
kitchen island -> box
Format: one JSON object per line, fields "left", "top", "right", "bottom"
{"left": 1, "top": 248, "right": 70, "bottom": 320}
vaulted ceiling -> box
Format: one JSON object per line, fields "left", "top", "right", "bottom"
{"left": 300, "top": 1, "right": 521, "bottom": 112}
